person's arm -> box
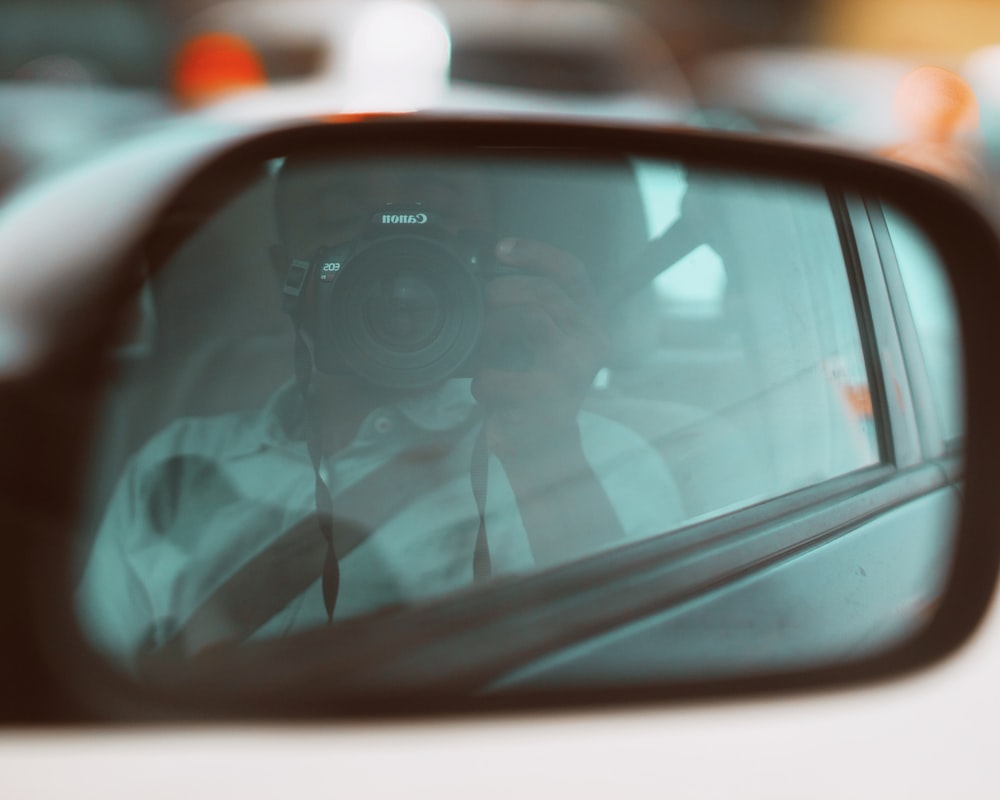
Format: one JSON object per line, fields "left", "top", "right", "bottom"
{"left": 76, "top": 460, "right": 160, "bottom": 670}
{"left": 77, "top": 424, "right": 241, "bottom": 669}
{"left": 494, "top": 425, "right": 625, "bottom": 566}
{"left": 473, "top": 237, "right": 625, "bottom": 565}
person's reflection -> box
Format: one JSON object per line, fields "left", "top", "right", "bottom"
{"left": 77, "top": 157, "right": 685, "bottom": 670}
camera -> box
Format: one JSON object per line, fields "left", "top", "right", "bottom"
{"left": 287, "top": 204, "right": 519, "bottom": 390}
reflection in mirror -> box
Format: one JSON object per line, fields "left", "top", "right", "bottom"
{"left": 73, "top": 150, "right": 963, "bottom": 693}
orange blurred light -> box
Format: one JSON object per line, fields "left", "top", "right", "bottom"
{"left": 881, "top": 65, "right": 983, "bottom": 192}
{"left": 173, "top": 32, "right": 267, "bottom": 108}
{"left": 892, "top": 65, "right": 979, "bottom": 142}
{"left": 315, "top": 111, "right": 412, "bottom": 124}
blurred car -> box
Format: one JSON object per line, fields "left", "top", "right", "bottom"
{"left": 692, "top": 47, "right": 989, "bottom": 151}
{"left": 960, "top": 44, "right": 1000, "bottom": 180}
{"left": 0, "top": 106, "right": 996, "bottom": 798}
{"left": 692, "top": 48, "right": 919, "bottom": 146}
{"left": 0, "top": 82, "right": 170, "bottom": 187}
{"left": 0, "top": 0, "right": 174, "bottom": 190}
{"left": 170, "top": 0, "right": 695, "bottom": 121}
{"left": 0, "top": 0, "right": 171, "bottom": 89}
{"left": 690, "top": 46, "right": 994, "bottom": 217}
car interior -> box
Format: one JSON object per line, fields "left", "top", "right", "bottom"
{"left": 79, "top": 149, "right": 881, "bottom": 609}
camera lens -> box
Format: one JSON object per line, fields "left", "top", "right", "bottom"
{"left": 363, "top": 271, "right": 444, "bottom": 351}
{"left": 323, "top": 237, "right": 484, "bottom": 389}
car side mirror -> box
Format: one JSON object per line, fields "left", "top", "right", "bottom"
{"left": 0, "top": 118, "right": 997, "bottom": 722}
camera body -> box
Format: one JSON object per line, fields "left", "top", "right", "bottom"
{"left": 295, "top": 205, "right": 517, "bottom": 390}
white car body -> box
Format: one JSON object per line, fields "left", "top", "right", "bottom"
{"left": 177, "top": 0, "right": 694, "bottom": 123}
{"left": 2, "top": 599, "right": 998, "bottom": 798}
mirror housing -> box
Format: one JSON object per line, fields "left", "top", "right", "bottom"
{"left": 1, "top": 117, "right": 998, "bottom": 722}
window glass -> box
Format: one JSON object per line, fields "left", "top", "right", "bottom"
{"left": 624, "top": 162, "right": 880, "bottom": 506}
{"left": 75, "top": 153, "right": 882, "bottom": 670}
{"left": 883, "top": 206, "right": 964, "bottom": 442}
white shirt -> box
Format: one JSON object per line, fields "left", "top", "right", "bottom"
{"left": 77, "top": 379, "right": 684, "bottom": 668}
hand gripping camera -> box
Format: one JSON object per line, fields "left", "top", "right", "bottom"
{"left": 283, "top": 204, "right": 518, "bottom": 390}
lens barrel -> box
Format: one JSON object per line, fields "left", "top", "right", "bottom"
{"left": 317, "top": 235, "right": 484, "bottom": 389}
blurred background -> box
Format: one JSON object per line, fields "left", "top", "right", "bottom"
{"left": 1, "top": 0, "right": 998, "bottom": 198}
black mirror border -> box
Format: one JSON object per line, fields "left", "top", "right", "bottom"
{"left": 12, "top": 117, "right": 1000, "bottom": 724}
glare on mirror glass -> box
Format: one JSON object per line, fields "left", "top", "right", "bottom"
{"left": 74, "top": 152, "right": 963, "bottom": 687}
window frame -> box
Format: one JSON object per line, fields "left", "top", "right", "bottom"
{"left": 843, "top": 194, "right": 925, "bottom": 469}
{"left": 864, "top": 197, "right": 964, "bottom": 460}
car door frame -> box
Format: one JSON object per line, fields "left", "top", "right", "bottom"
{"left": 862, "top": 196, "right": 964, "bottom": 480}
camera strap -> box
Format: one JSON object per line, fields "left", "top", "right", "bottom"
{"left": 282, "top": 251, "right": 493, "bottom": 620}
{"left": 470, "top": 421, "right": 492, "bottom": 581}
{"left": 293, "top": 327, "right": 341, "bottom": 622}
{"left": 144, "top": 440, "right": 482, "bottom": 667}
{"left": 291, "top": 327, "right": 494, "bottom": 618}
{"left": 281, "top": 254, "right": 341, "bottom": 620}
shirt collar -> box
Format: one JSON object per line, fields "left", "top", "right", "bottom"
{"left": 261, "top": 377, "right": 477, "bottom": 448}
{"left": 392, "top": 378, "right": 477, "bottom": 432}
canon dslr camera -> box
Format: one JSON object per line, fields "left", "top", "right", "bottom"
{"left": 283, "top": 204, "right": 520, "bottom": 389}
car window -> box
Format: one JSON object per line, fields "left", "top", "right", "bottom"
{"left": 74, "top": 153, "right": 885, "bottom": 671}
{"left": 883, "top": 205, "right": 964, "bottom": 443}
{"left": 622, "top": 162, "right": 880, "bottom": 506}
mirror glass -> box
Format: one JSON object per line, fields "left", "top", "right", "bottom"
{"left": 72, "top": 150, "right": 964, "bottom": 695}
